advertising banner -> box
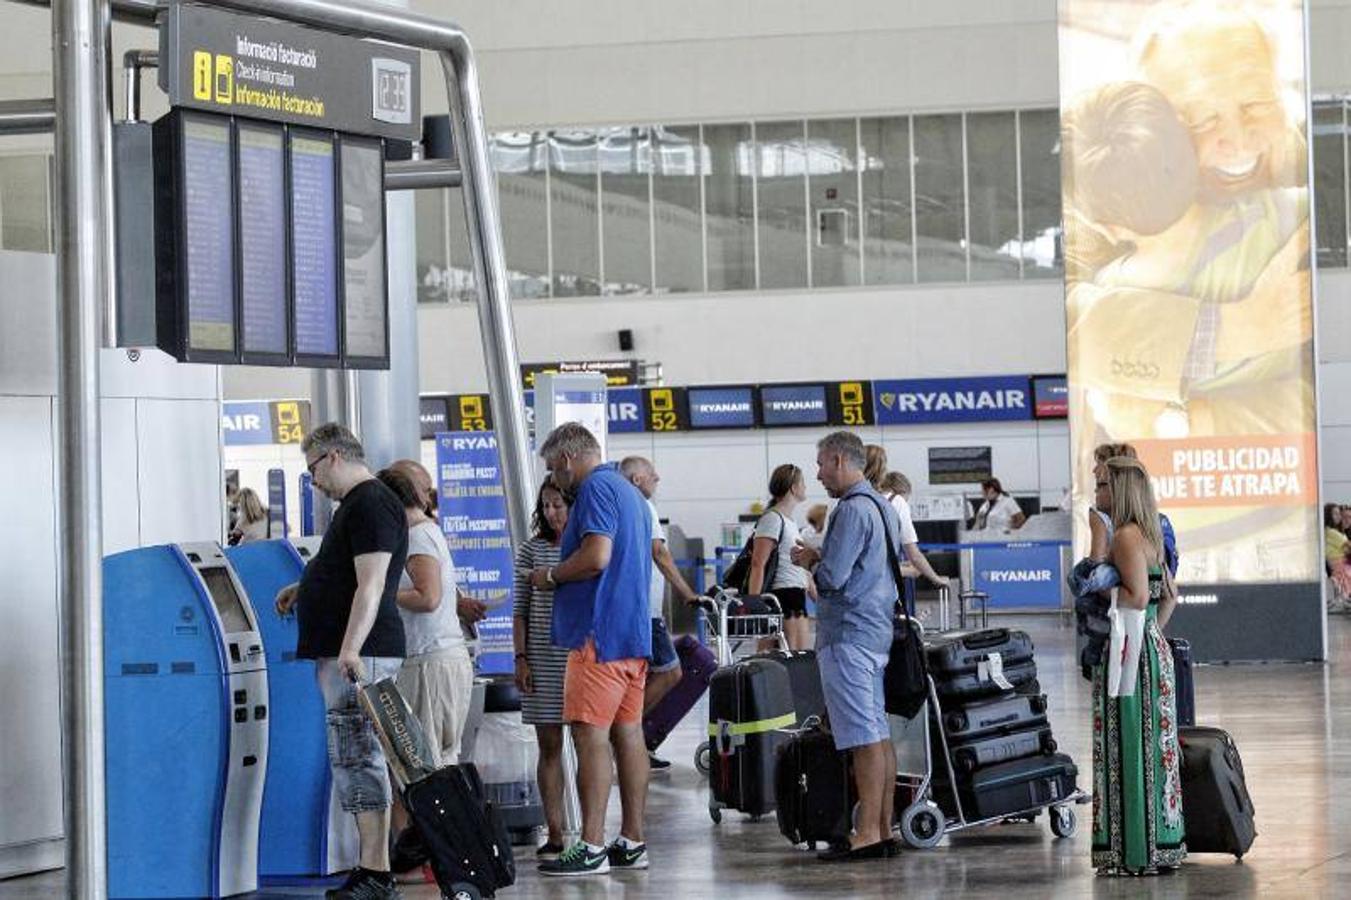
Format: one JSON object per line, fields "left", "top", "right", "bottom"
{"left": 435, "top": 431, "right": 515, "bottom": 675}
{"left": 1060, "top": 0, "right": 1321, "bottom": 658}
{"left": 873, "top": 377, "right": 1031, "bottom": 425}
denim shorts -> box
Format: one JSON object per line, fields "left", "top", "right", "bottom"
{"left": 316, "top": 656, "right": 404, "bottom": 813}
{"left": 818, "top": 641, "right": 890, "bottom": 751}
{"left": 649, "top": 617, "right": 680, "bottom": 673}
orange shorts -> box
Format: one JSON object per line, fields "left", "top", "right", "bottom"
{"left": 563, "top": 638, "right": 649, "bottom": 727}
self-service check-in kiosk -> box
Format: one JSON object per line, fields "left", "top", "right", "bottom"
{"left": 103, "top": 543, "right": 269, "bottom": 898}
{"left": 225, "top": 538, "right": 358, "bottom": 878}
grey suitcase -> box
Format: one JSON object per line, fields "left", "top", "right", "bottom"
{"left": 948, "top": 724, "right": 1057, "bottom": 775}
{"left": 943, "top": 692, "right": 1048, "bottom": 741}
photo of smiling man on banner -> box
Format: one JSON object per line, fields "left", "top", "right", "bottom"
{"left": 1060, "top": 0, "right": 1320, "bottom": 588}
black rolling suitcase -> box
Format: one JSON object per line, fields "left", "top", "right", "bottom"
{"left": 946, "top": 753, "right": 1078, "bottom": 821}
{"left": 753, "top": 649, "right": 825, "bottom": 726}
{"left": 1169, "top": 638, "right": 1196, "bottom": 727}
{"left": 708, "top": 657, "right": 796, "bottom": 815}
{"left": 1179, "top": 726, "right": 1256, "bottom": 858}
{"left": 774, "top": 722, "right": 854, "bottom": 847}
{"left": 926, "top": 629, "right": 1038, "bottom": 700}
{"left": 947, "top": 725, "right": 1057, "bottom": 775}
{"left": 942, "top": 691, "right": 1048, "bottom": 741}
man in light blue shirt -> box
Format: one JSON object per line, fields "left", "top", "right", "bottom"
{"left": 792, "top": 431, "right": 901, "bottom": 861}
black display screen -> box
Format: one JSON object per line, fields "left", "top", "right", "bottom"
{"left": 289, "top": 131, "right": 339, "bottom": 360}
{"left": 200, "top": 566, "right": 252, "bottom": 634}
{"left": 181, "top": 116, "right": 235, "bottom": 354}
{"left": 237, "top": 122, "right": 288, "bottom": 358}
{"left": 759, "top": 384, "right": 829, "bottom": 427}
{"left": 340, "top": 137, "right": 388, "bottom": 364}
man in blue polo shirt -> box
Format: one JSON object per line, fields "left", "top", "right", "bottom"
{"left": 528, "top": 422, "right": 653, "bottom": 876}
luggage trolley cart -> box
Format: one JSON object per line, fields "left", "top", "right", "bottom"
{"left": 693, "top": 588, "right": 788, "bottom": 778}
{"left": 893, "top": 625, "right": 1089, "bottom": 849}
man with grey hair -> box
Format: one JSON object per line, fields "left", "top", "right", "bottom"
{"left": 275, "top": 422, "right": 408, "bottom": 899}
{"left": 528, "top": 423, "right": 654, "bottom": 876}
{"left": 791, "top": 430, "right": 903, "bottom": 862}
{"left": 620, "top": 455, "right": 699, "bottom": 771}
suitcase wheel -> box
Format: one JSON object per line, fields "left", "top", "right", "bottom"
{"left": 900, "top": 801, "right": 945, "bottom": 849}
{"left": 709, "top": 806, "right": 723, "bottom": 824}
{"left": 447, "top": 883, "right": 482, "bottom": 900}
{"left": 695, "top": 741, "right": 712, "bottom": 777}
{"left": 1050, "top": 804, "right": 1076, "bottom": 839}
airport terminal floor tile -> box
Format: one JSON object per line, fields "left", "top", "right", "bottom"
{"left": 6, "top": 615, "right": 1351, "bottom": 899}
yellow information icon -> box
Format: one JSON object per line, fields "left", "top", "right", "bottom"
{"left": 213, "top": 54, "right": 234, "bottom": 104}
{"left": 192, "top": 51, "right": 212, "bottom": 101}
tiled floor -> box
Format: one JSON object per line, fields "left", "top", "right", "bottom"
{"left": 6, "top": 614, "right": 1349, "bottom": 898}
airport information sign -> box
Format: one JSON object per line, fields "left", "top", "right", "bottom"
{"left": 236, "top": 121, "right": 288, "bottom": 361}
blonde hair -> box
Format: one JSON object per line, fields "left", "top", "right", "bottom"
{"left": 237, "top": 487, "right": 266, "bottom": 525}
{"left": 806, "top": 503, "right": 828, "bottom": 531}
{"left": 1105, "top": 457, "right": 1162, "bottom": 561}
{"left": 879, "top": 471, "right": 911, "bottom": 499}
{"left": 863, "top": 444, "right": 888, "bottom": 489}
{"left": 1093, "top": 442, "right": 1137, "bottom": 464}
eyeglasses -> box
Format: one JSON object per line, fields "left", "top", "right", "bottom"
{"left": 306, "top": 451, "right": 330, "bottom": 476}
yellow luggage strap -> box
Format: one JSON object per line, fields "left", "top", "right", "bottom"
{"left": 707, "top": 712, "right": 796, "bottom": 739}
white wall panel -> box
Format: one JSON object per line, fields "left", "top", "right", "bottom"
{"left": 136, "top": 399, "right": 224, "bottom": 546}
{"left": 0, "top": 397, "right": 63, "bottom": 856}
{"left": 100, "top": 398, "right": 141, "bottom": 555}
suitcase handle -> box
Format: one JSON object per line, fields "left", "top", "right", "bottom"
{"left": 960, "top": 629, "right": 1011, "bottom": 650}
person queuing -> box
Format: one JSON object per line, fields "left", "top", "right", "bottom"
{"left": 791, "top": 432, "right": 903, "bottom": 862}
{"left": 1091, "top": 456, "right": 1186, "bottom": 876}
{"left": 745, "top": 463, "right": 815, "bottom": 651}
{"left": 274, "top": 423, "right": 408, "bottom": 900}
{"left": 376, "top": 467, "right": 476, "bottom": 882}
{"left": 512, "top": 477, "right": 574, "bottom": 861}
{"left": 530, "top": 423, "right": 653, "bottom": 877}
{"left": 973, "top": 477, "right": 1026, "bottom": 531}
{"left": 1324, "top": 503, "right": 1351, "bottom": 605}
{"left": 878, "top": 470, "right": 948, "bottom": 593}
{"left": 230, "top": 487, "right": 269, "bottom": 545}
{"left": 620, "top": 456, "right": 700, "bottom": 771}
{"left": 388, "top": 459, "right": 490, "bottom": 642}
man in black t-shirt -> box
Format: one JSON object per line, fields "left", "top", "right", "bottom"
{"left": 275, "top": 422, "right": 407, "bottom": 900}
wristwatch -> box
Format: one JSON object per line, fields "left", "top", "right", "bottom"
{"left": 545, "top": 567, "right": 557, "bottom": 586}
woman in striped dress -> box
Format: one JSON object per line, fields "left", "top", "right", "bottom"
{"left": 513, "top": 476, "right": 572, "bottom": 858}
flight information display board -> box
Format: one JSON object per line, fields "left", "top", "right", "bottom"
{"left": 760, "top": 383, "right": 829, "bottom": 428}
{"left": 339, "top": 136, "right": 388, "bottom": 366}
{"left": 289, "top": 130, "right": 340, "bottom": 364}
{"left": 236, "top": 121, "right": 288, "bottom": 362}
{"left": 687, "top": 386, "right": 757, "bottom": 430}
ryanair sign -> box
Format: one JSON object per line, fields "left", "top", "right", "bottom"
{"left": 873, "top": 377, "right": 1032, "bottom": 425}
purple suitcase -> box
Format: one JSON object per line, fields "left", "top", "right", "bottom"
{"left": 643, "top": 635, "right": 717, "bottom": 752}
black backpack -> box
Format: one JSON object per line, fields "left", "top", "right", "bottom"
{"left": 720, "top": 510, "right": 786, "bottom": 594}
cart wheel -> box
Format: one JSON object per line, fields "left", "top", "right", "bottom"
{"left": 899, "top": 801, "right": 945, "bottom": 849}
{"left": 710, "top": 806, "right": 723, "bottom": 824}
{"left": 695, "top": 741, "right": 712, "bottom": 776}
{"left": 448, "top": 883, "right": 481, "bottom": 900}
{"left": 1050, "top": 805, "right": 1076, "bottom": 838}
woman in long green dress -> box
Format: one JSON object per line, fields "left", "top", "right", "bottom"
{"left": 1092, "top": 456, "right": 1187, "bottom": 875}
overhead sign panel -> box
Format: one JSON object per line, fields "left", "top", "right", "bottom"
{"left": 521, "top": 359, "right": 640, "bottom": 388}
{"left": 339, "top": 136, "right": 388, "bottom": 366}
{"left": 759, "top": 384, "right": 829, "bottom": 428}
{"left": 829, "top": 380, "right": 875, "bottom": 427}
{"left": 874, "top": 376, "right": 1032, "bottom": 425}
{"left": 687, "top": 386, "right": 757, "bottom": 430}
{"left": 1031, "top": 375, "right": 1068, "bottom": 419}
{"left": 161, "top": 2, "right": 420, "bottom": 140}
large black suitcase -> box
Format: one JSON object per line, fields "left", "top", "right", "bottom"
{"left": 944, "top": 753, "right": 1078, "bottom": 821}
{"left": 753, "top": 649, "right": 825, "bottom": 726}
{"left": 1179, "top": 725, "right": 1256, "bottom": 858}
{"left": 708, "top": 657, "right": 796, "bottom": 815}
{"left": 403, "top": 764, "right": 516, "bottom": 899}
{"left": 943, "top": 691, "right": 1048, "bottom": 741}
{"left": 1169, "top": 638, "right": 1196, "bottom": 727}
{"left": 947, "top": 724, "right": 1057, "bottom": 775}
{"left": 774, "top": 724, "right": 854, "bottom": 847}
{"left": 926, "top": 629, "right": 1038, "bottom": 700}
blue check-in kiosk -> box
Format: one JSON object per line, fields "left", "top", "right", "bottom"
{"left": 226, "top": 538, "right": 357, "bottom": 878}
{"left": 104, "top": 543, "right": 269, "bottom": 898}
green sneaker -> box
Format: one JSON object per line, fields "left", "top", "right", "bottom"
{"left": 607, "top": 839, "right": 650, "bottom": 870}
{"left": 538, "top": 842, "right": 610, "bottom": 877}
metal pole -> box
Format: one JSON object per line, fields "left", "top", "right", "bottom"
{"left": 0, "top": 97, "right": 56, "bottom": 133}
{"left": 384, "top": 158, "right": 463, "bottom": 190}
{"left": 121, "top": 49, "right": 157, "bottom": 123}
{"left": 53, "top": 0, "right": 110, "bottom": 894}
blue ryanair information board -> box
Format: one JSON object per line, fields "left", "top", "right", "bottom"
{"left": 873, "top": 376, "right": 1032, "bottom": 425}
{"left": 970, "top": 542, "right": 1065, "bottom": 610}
{"left": 607, "top": 387, "right": 645, "bottom": 434}
{"left": 435, "top": 431, "right": 515, "bottom": 674}
{"left": 687, "top": 386, "right": 757, "bottom": 429}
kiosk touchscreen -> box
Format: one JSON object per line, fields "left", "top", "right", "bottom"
{"left": 225, "top": 539, "right": 358, "bottom": 878}
{"left": 103, "top": 543, "right": 269, "bottom": 899}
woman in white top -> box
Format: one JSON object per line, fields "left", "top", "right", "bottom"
{"left": 879, "top": 471, "right": 947, "bottom": 589}
{"left": 230, "top": 487, "right": 269, "bottom": 544}
{"left": 747, "top": 463, "right": 814, "bottom": 651}
{"left": 376, "top": 468, "right": 474, "bottom": 768}
{"left": 974, "top": 477, "right": 1026, "bottom": 532}
{"left": 799, "top": 503, "right": 829, "bottom": 551}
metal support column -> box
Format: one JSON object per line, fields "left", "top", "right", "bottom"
{"left": 52, "top": 0, "right": 111, "bottom": 895}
